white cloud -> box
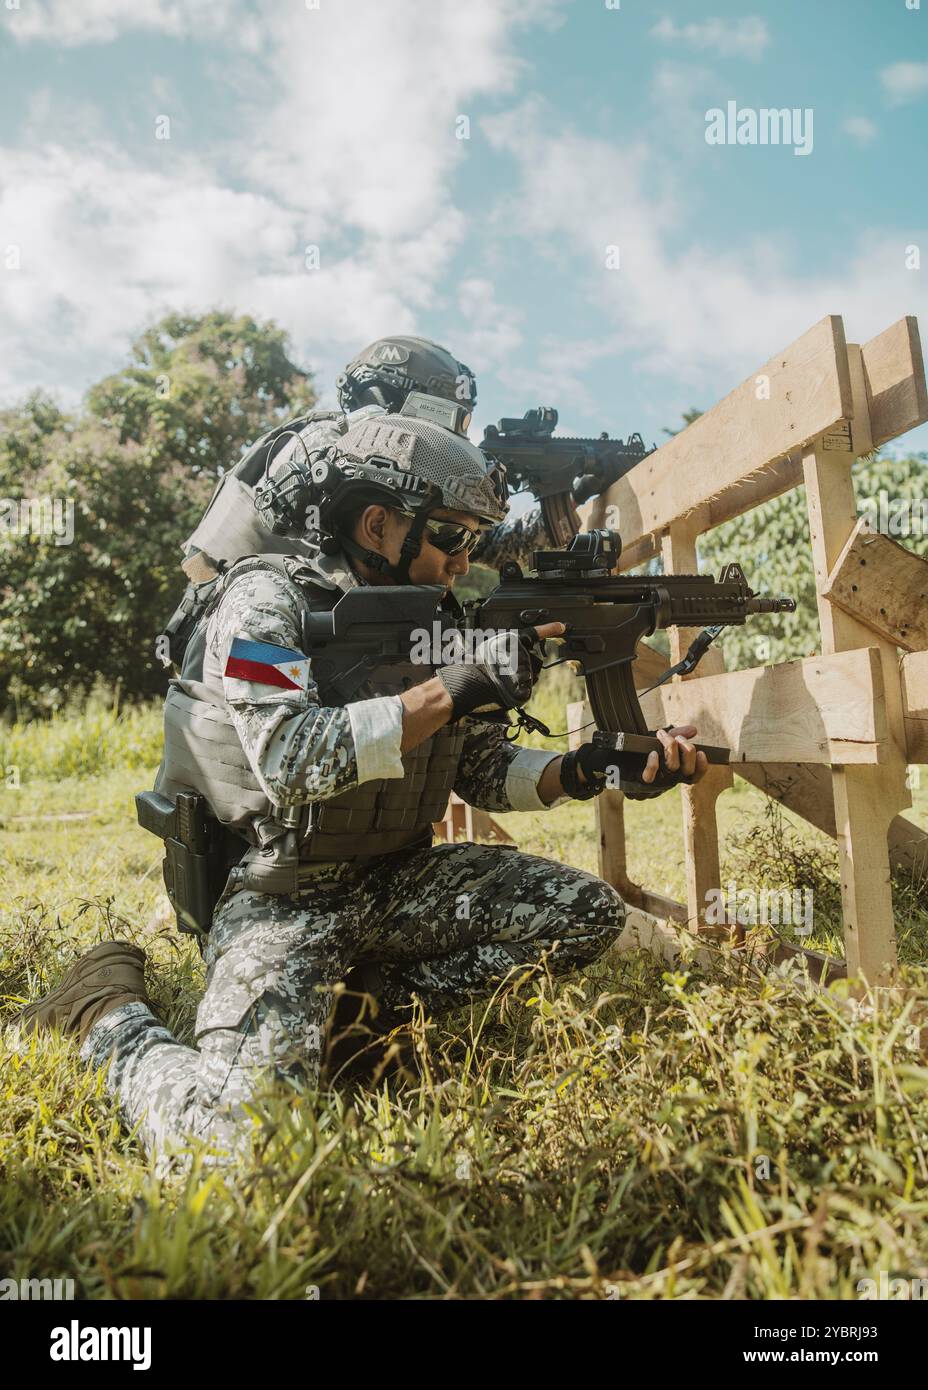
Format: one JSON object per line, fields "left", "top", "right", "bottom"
{"left": 0, "top": 138, "right": 477, "bottom": 408}
{"left": 0, "top": 144, "right": 298, "bottom": 403}
{"left": 880, "top": 61, "right": 928, "bottom": 106}
{"left": 482, "top": 104, "right": 927, "bottom": 390}
{"left": 456, "top": 278, "right": 524, "bottom": 370}
{"left": 843, "top": 116, "right": 877, "bottom": 145}
{"left": 648, "top": 60, "right": 719, "bottom": 147}
{"left": 651, "top": 61, "right": 716, "bottom": 105}
{"left": 0, "top": 0, "right": 561, "bottom": 407}
{"left": 232, "top": 2, "right": 536, "bottom": 238}
{"left": 651, "top": 16, "right": 770, "bottom": 61}
{"left": 4, "top": 0, "right": 260, "bottom": 48}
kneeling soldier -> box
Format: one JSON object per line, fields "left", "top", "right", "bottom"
{"left": 19, "top": 408, "right": 705, "bottom": 1167}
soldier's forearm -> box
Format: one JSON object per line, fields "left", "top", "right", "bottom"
{"left": 399, "top": 678, "right": 454, "bottom": 753}
{"left": 536, "top": 754, "right": 593, "bottom": 805}
{"left": 537, "top": 755, "right": 567, "bottom": 805}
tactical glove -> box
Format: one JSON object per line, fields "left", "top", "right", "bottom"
{"left": 559, "top": 738, "right": 694, "bottom": 802}
{"left": 435, "top": 629, "right": 544, "bottom": 721}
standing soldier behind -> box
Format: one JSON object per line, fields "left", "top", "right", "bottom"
{"left": 18, "top": 409, "right": 705, "bottom": 1168}
{"left": 161, "top": 336, "right": 568, "bottom": 670}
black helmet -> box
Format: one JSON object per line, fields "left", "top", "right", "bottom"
{"left": 336, "top": 336, "right": 477, "bottom": 417}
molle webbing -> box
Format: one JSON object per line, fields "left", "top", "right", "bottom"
{"left": 159, "top": 552, "right": 468, "bottom": 865}
{"left": 300, "top": 722, "right": 465, "bottom": 860}
{"left": 157, "top": 679, "right": 270, "bottom": 830}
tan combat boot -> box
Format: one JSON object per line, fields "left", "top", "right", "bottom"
{"left": 17, "top": 941, "right": 150, "bottom": 1047}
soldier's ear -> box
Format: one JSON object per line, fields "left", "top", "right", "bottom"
{"left": 358, "top": 504, "right": 388, "bottom": 545}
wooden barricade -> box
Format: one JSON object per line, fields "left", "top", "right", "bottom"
{"left": 433, "top": 792, "right": 514, "bottom": 846}
{"left": 571, "top": 314, "right": 928, "bottom": 985}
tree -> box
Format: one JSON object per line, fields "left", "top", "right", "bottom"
{"left": 663, "top": 407, "right": 704, "bottom": 437}
{"left": 86, "top": 311, "right": 315, "bottom": 476}
{"left": 0, "top": 313, "right": 316, "bottom": 715}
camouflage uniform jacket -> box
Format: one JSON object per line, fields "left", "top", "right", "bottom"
{"left": 185, "top": 545, "right": 567, "bottom": 884}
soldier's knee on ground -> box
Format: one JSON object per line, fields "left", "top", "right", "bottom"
{"left": 547, "top": 870, "right": 627, "bottom": 967}
{"left": 587, "top": 878, "right": 627, "bottom": 953}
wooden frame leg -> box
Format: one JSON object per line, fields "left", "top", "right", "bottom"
{"left": 802, "top": 349, "right": 910, "bottom": 983}
{"left": 682, "top": 764, "right": 735, "bottom": 935}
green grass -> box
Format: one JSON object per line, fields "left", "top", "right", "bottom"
{"left": 1, "top": 699, "right": 927, "bottom": 1300}
{"left": 0, "top": 690, "right": 162, "bottom": 782}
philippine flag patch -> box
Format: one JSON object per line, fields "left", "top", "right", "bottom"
{"left": 224, "top": 637, "right": 311, "bottom": 692}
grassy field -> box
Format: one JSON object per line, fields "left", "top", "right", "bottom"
{"left": 1, "top": 693, "right": 928, "bottom": 1300}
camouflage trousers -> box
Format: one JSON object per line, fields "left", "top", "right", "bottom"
{"left": 80, "top": 840, "right": 626, "bottom": 1168}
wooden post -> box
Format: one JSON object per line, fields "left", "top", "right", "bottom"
{"left": 433, "top": 793, "right": 514, "bottom": 845}
{"left": 568, "top": 700, "right": 688, "bottom": 922}
{"left": 801, "top": 345, "right": 911, "bottom": 983}
{"left": 660, "top": 519, "right": 734, "bottom": 933}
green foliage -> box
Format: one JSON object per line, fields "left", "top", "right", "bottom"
{"left": 3, "top": 851, "right": 928, "bottom": 1299}
{"left": 697, "top": 454, "right": 928, "bottom": 669}
{"left": 663, "top": 406, "right": 704, "bottom": 437}
{"left": 0, "top": 313, "right": 315, "bottom": 716}
{"left": 1, "top": 711, "right": 926, "bottom": 1299}
{"left": 658, "top": 410, "right": 928, "bottom": 669}
{"left": 0, "top": 690, "right": 161, "bottom": 781}
{"left": 86, "top": 311, "right": 315, "bottom": 475}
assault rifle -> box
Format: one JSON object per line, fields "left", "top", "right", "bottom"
{"left": 480, "top": 408, "right": 655, "bottom": 546}
{"left": 466, "top": 529, "right": 796, "bottom": 781}
{"left": 283, "top": 528, "right": 795, "bottom": 785}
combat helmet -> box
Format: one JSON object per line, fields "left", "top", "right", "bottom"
{"left": 336, "top": 336, "right": 477, "bottom": 420}
{"left": 254, "top": 407, "right": 508, "bottom": 583}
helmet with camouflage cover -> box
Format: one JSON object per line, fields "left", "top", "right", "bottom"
{"left": 327, "top": 413, "right": 505, "bottom": 520}
{"left": 254, "top": 408, "right": 507, "bottom": 583}
{"left": 336, "top": 336, "right": 477, "bottom": 418}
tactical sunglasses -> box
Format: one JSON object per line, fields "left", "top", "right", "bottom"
{"left": 396, "top": 510, "right": 485, "bottom": 556}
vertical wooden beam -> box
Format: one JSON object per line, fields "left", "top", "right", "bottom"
{"left": 801, "top": 344, "right": 910, "bottom": 983}
{"left": 569, "top": 700, "right": 688, "bottom": 922}
{"left": 660, "top": 520, "right": 734, "bottom": 932}
{"left": 433, "top": 794, "right": 514, "bottom": 845}
{"left": 568, "top": 698, "right": 630, "bottom": 893}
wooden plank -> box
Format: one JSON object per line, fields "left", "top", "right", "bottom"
{"left": 433, "top": 794, "right": 514, "bottom": 845}
{"left": 860, "top": 316, "right": 928, "bottom": 449}
{"left": 616, "top": 909, "right": 696, "bottom": 962}
{"left": 598, "top": 454, "right": 808, "bottom": 574}
{"left": 589, "top": 315, "right": 925, "bottom": 571}
{"left": 706, "top": 452, "right": 806, "bottom": 533}
{"left": 903, "top": 650, "right": 928, "bottom": 763}
{"left": 638, "top": 648, "right": 887, "bottom": 765}
{"left": 585, "top": 316, "right": 851, "bottom": 549}
{"left": 633, "top": 639, "right": 672, "bottom": 690}
{"left": 756, "top": 939, "right": 848, "bottom": 986}
{"left": 568, "top": 697, "right": 692, "bottom": 926}
{"left": 822, "top": 517, "right": 928, "bottom": 652}
{"left": 661, "top": 520, "right": 732, "bottom": 932}
{"left": 631, "top": 887, "right": 689, "bottom": 924}
{"left": 735, "top": 761, "right": 928, "bottom": 874}
{"left": 802, "top": 340, "right": 909, "bottom": 984}
{"left": 568, "top": 698, "right": 632, "bottom": 908}
{"left": 596, "top": 791, "right": 691, "bottom": 924}
{"left": 576, "top": 666, "right": 927, "bottom": 869}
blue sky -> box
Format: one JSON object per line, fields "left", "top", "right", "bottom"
{"left": 1, "top": 0, "right": 926, "bottom": 459}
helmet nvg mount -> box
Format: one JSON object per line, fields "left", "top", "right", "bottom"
{"left": 336, "top": 336, "right": 477, "bottom": 422}
{"left": 254, "top": 405, "right": 508, "bottom": 585}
